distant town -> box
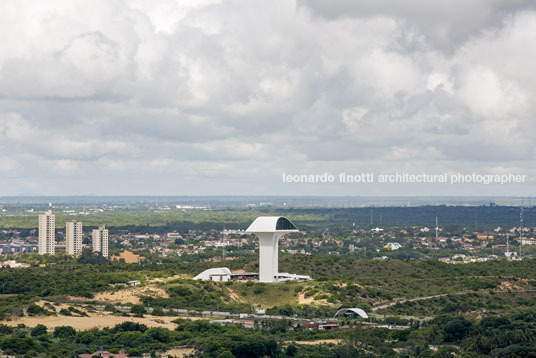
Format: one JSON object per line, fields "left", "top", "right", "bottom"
{"left": 2, "top": 203, "right": 534, "bottom": 270}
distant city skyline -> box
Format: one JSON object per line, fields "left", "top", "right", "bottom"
{"left": 1, "top": 1, "right": 536, "bottom": 196}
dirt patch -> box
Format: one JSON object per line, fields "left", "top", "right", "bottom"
{"left": 73, "top": 285, "right": 170, "bottom": 305}
{"left": 165, "top": 347, "right": 196, "bottom": 358}
{"left": 148, "top": 274, "right": 192, "bottom": 283}
{"left": 297, "top": 293, "right": 315, "bottom": 305}
{"left": 1, "top": 313, "right": 205, "bottom": 330}
{"left": 297, "top": 293, "right": 337, "bottom": 307}
{"left": 34, "top": 300, "right": 89, "bottom": 315}
{"left": 498, "top": 280, "right": 528, "bottom": 291}
{"left": 226, "top": 287, "right": 245, "bottom": 303}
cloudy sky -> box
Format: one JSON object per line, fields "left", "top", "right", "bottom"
{"left": 1, "top": 0, "right": 535, "bottom": 196}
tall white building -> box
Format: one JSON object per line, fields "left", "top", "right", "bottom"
{"left": 66, "top": 220, "right": 83, "bottom": 256}
{"left": 246, "top": 216, "right": 299, "bottom": 283}
{"left": 92, "top": 225, "right": 109, "bottom": 258}
{"left": 38, "top": 210, "right": 55, "bottom": 255}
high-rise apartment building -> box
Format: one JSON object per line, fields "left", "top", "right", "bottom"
{"left": 92, "top": 225, "right": 109, "bottom": 258}
{"left": 66, "top": 220, "right": 83, "bottom": 256}
{"left": 38, "top": 210, "right": 55, "bottom": 255}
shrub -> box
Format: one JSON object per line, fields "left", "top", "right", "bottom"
{"left": 26, "top": 304, "right": 49, "bottom": 316}
{"left": 130, "top": 305, "right": 146, "bottom": 317}
{"left": 31, "top": 324, "right": 47, "bottom": 337}
{"left": 53, "top": 325, "right": 76, "bottom": 340}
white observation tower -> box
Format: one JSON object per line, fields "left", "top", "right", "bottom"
{"left": 246, "top": 216, "right": 299, "bottom": 283}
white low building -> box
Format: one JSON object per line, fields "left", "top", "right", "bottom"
{"left": 276, "top": 273, "right": 312, "bottom": 282}
{"left": 194, "top": 267, "right": 232, "bottom": 282}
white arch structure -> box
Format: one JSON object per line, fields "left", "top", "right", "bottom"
{"left": 334, "top": 308, "right": 368, "bottom": 319}
{"left": 246, "top": 216, "right": 298, "bottom": 283}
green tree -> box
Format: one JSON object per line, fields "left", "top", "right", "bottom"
{"left": 53, "top": 325, "right": 76, "bottom": 340}
{"left": 31, "top": 324, "right": 47, "bottom": 337}
{"left": 130, "top": 304, "right": 147, "bottom": 317}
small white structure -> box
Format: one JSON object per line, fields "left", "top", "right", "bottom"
{"left": 246, "top": 216, "right": 299, "bottom": 283}
{"left": 194, "top": 267, "right": 232, "bottom": 282}
{"left": 334, "top": 308, "right": 368, "bottom": 319}
{"left": 276, "top": 273, "right": 311, "bottom": 282}
{"left": 384, "top": 242, "right": 402, "bottom": 250}
{"left": 1, "top": 260, "right": 30, "bottom": 269}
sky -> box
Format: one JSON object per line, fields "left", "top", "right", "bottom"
{"left": 1, "top": 0, "right": 536, "bottom": 196}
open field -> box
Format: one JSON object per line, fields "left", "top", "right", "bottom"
{"left": 164, "top": 346, "right": 196, "bottom": 358}
{"left": 90, "top": 285, "right": 169, "bottom": 305}
{"left": 0, "top": 313, "right": 206, "bottom": 330}
{"left": 0, "top": 313, "right": 204, "bottom": 330}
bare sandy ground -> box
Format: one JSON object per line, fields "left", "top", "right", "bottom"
{"left": 1, "top": 313, "right": 205, "bottom": 330}
{"left": 35, "top": 300, "right": 81, "bottom": 313}
{"left": 164, "top": 347, "right": 196, "bottom": 358}
{"left": 297, "top": 292, "right": 337, "bottom": 307}
{"left": 148, "top": 274, "right": 192, "bottom": 283}
{"left": 70, "top": 285, "right": 169, "bottom": 305}
{"left": 226, "top": 287, "right": 245, "bottom": 303}
{"left": 297, "top": 293, "right": 315, "bottom": 304}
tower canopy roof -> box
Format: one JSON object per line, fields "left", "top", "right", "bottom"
{"left": 246, "top": 216, "right": 298, "bottom": 233}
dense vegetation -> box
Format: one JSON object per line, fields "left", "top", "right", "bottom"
{"left": 3, "top": 255, "right": 536, "bottom": 320}
{"left": 2, "top": 312, "right": 536, "bottom": 357}
{"left": 2, "top": 205, "right": 535, "bottom": 231}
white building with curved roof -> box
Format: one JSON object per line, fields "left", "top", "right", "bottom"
{"left": 194, "top": 267, "right": 232, "bottom": 281}
{"left": 334, "top": 308, "right": 368, "bottom": 319}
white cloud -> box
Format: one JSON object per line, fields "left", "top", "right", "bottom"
{"left": 0, "top": 0, "right": 535, "bottom": 195}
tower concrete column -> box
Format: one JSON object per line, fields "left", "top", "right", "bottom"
{"left": 257, "top": 233, "right": 277, "bottom": 282}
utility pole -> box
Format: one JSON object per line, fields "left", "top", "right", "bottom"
{"left": 435, "top": 217, "right": 439, "bottom": 241}
{"left": 519, "top": 206, "right": 524, "bottom": 258}
{"left": 222, "top": 227, "right": 227, "bottom": 262}
{"left": 474, "top": 208, "right": 478, "bottom": 231}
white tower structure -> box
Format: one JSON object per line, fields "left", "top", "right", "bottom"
{"left": 92, "top": 225, "right": 109, "bottom": 258}
{"left": 39, "top": 210, "right": 55, "bottom": 255}
{"left": 246, "top": 216, "right": 298, "bottom": 283}
{"left": 66, "top": 220, "right": 83, "bottom": 256}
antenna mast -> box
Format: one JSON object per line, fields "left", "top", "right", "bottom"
{"left": 435, "top": 217, "right": 439, "bottom": 241}
{"left": 222, "top": 226, "right": 227, "bottom": 262}
{"left": 519, "top": 206, "right": 524, "bottom": 258}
